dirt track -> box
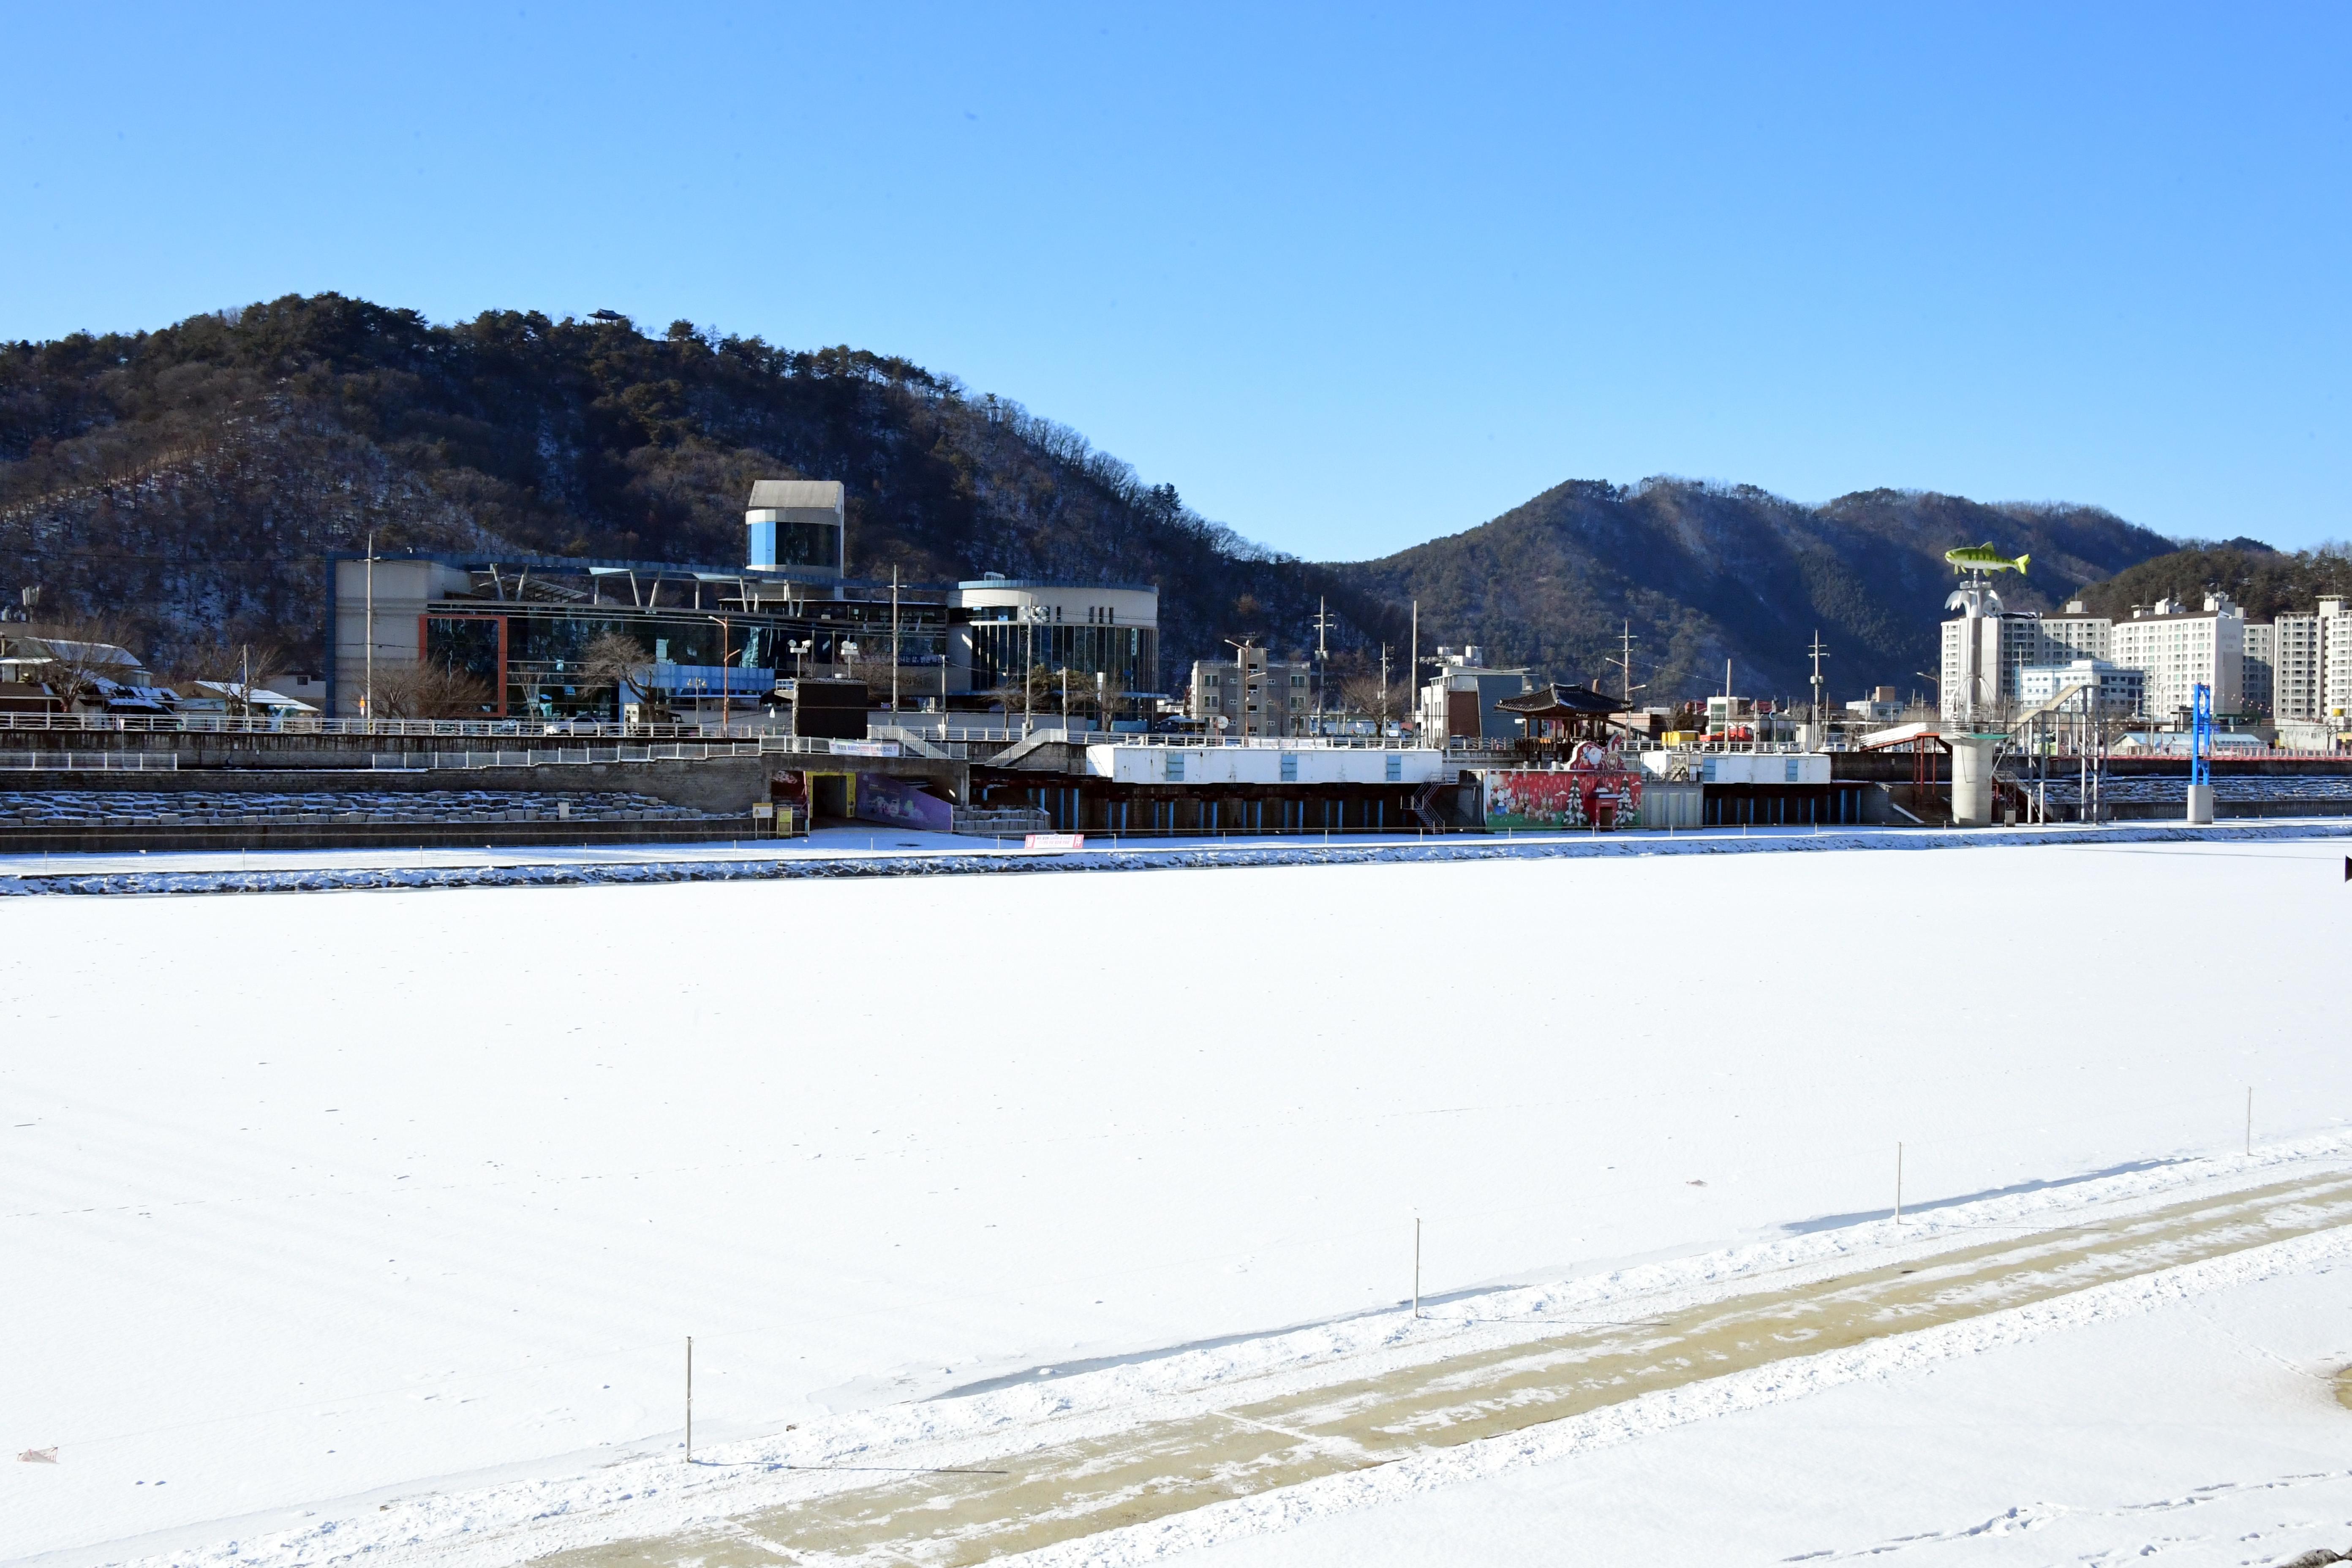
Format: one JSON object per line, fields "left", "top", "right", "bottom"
{"left": 534, "top": 1171, "right": 2352, "bottom": 1568}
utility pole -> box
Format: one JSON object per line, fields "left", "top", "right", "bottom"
{"left": 1409, "top": 600, "right": 1418, "bottom": 739}
{"left": 1614, "top": 622, "right": 1645, "bottom": 708}
{"left": 890, "top": 566, "right": 901, "bottom": 714}
{"left": 1024, "top": 607, "right": 1039, "bottom": 736}
{"left": 1224, "top": 637, "right": 1258, "bottom": 740}
{"left": 362, "top": 529, "right": 377, "bottom": 724}
{"left": 1379, "top": 643, "right": 1391, "bottom": 732}
{"left": 1312, "top": 596, "right": 1335, "bottom": 734}
{"left": 1808, "top": 631, "right": 1829, "bottom": 746}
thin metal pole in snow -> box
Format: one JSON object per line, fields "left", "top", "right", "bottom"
{"left": 1895, "top": 1143, "right": 1903, "bottom": 1224}
{"left": 685, "top": 1335, "right": 693, "bottom": 1464}
{"left": 1413, "top": 1217, "right": 1422, "bottom": 1319}
{"left": 2246, "top": 1087, "right": 2253, "bottom": 1157}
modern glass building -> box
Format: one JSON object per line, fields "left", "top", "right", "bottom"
{"left": 958, "top": 580, "right": 1161, "bottom": 700}
{"left": 331, "top": 558, "right": 1156, "bottom": 720}
{"left": 744, "top": 479, "right": 847, "bottom": 577}
{"left": 326, "top": 483, "right": 1159, "bottom": 719}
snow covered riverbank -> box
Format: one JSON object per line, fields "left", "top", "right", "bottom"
{"left": 4, "top": 835, "right": 2347, "bottom": 1564}
{"left": 0, "top": 817, "right": 2346, "bottom": 898}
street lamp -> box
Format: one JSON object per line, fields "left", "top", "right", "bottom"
{"left": 1023, "top": 604, "right": 1050, "bottom": 736}
{"left": 704, "top": 614, "right": 733, "bottom": 734}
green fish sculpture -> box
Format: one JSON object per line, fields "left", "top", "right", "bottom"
{"left": 1944, "top": 543, "right": 2029, "bottom": 575}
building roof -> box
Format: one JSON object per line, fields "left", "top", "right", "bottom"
{"left": 956, "top": 579, "right": 1157, "bottom": 593}
{"left": 747, "top": 480, "right": 846, "bottom": 511}
{"left": 1494, "top": 683, "right": 1630, "bottom": 718}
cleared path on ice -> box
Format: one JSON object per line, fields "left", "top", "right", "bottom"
{"left": 531, "top": 1170, "right": 2352, "bottom": 1568}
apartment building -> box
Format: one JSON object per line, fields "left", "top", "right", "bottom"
{"left": 2270, "top": 596, "right": 2351, "bottom": 728}
{"left": 1940, "top": 592, "right": 2124, "bottom": 725}
{"left": 2107, "top": 595, "right": 2244, "bottom": 721}
{"left": 1187, "top": 647, "right": 1315, "bottom": 738}
{"left": 2242, "top": 621, "right": 2274, "bottom": 713}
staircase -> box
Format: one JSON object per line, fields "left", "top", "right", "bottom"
{"left": 1411, "top": 777, "right": 1447, "bottom": 831}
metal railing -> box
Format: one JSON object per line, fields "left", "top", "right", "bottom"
{"left": 0, "top": 751, "right": 180, "bottom": 772}
{"left": 370, "top": 743, "right": 761, "bottom": 770}
{"left": 0, "top": 712, "right": 795, "bottom": 740}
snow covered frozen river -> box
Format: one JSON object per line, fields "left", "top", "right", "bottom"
{"left": 4, "top": 833, "right": 2349, "bottom": 1565}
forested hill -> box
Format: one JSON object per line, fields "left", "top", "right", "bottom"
{"left": 0, "top": 294, "right": 1393, "bottom": 678}
{"left": 1326, "top": 482, "right": 2177, "bottom": 702}
{"left": 2072, "top": 539, "right": 2352, "bottom": 623}
{"left": 0, "top": 293, "right": 2177, "bottom": 697}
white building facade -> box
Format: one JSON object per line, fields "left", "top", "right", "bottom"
{"left": 2106, "top": 596, "right": 2244, "bottom": 722}
{"left": 2271, "top": 597, "right": 2352, "bottom": 732}
{"left": 2018, "top": 659, "right": 2144, "bottom": 717}
{"left": 2242, "top": 621, "right": 2274, "bottom": 714}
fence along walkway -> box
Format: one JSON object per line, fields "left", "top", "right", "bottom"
{"left": 0, "top": 751, "right": 179, "bottom": 771}
{"left": 372, "top": 744, "right": 760, "bottom": 770}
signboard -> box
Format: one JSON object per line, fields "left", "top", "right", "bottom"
{"left": 854, "top": 773, "right": 954, "bottom": 833}
{"left": 1024, "top": 832, "right": 1085, "bottom": 852}
{"left": 830, "top": 739, "right": 902, "bottom": 757}
{"left": 1486, "top": 743, "right": 1644, "bottom": 829}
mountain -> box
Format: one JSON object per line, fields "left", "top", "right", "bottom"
{"left": 0, "top": 294, "right": 1405, "bottom": 680}
{"left": 1325, "top": 481, "right": 2178, "bottom": 702}
{"left": 2071, "top": 540, "right": 2352, "bottom": 624}
{"left": 0, "top": 293, "right": 2178, "bottom": 700}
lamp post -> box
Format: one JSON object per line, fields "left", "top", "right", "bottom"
{"left": 361, "top": 530, "right": 379, "bottom": 726}
{"left": 1024, "top": 604, "right": 1048, "bottom": 737}
{"left": 705, "top": 614, "right": 733, "bottom": 734}
{"left": 1224, "top": 637, "right": 1257, "bottom": 741}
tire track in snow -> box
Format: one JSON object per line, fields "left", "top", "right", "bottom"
{"left": 526, "top": 1171, "right": 2352, "bottom": 1568}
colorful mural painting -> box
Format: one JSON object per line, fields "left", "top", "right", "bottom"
{"left": 1485, "top": 742, "right": 1643, "bottom": 828}
{"left": 853, "top": 773, "right": 956, "bottom": 833}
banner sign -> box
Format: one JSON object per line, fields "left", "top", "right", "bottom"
{"left": 1024, "top": 832, "right": 1085, "bottom": 852}
{"left": 830, "top": 740, "right": 901, "bottom": 757}
{"left": 853, "top": 773, "right": 954, "bottom": 833}
{"left": 1486, "top": 743, "right": 1643, "bottom": 828}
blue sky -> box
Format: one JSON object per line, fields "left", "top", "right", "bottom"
{"left": 4, "top": 3, "right": 2345, "bottom": 559}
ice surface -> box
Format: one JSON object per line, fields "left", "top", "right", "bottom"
{"left": 2, "top": 835, "right": 2347, "bottom": 1563}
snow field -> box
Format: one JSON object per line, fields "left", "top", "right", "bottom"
{"left": 2, "top": 837, "right": 2347, "bottom": 1563}
{"left": 1136, "top": 1228, "right": 2352, "bottom": 1568}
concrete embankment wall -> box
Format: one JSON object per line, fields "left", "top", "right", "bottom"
{"left": 0, "top": 820, "right": 770, "bottom": 854}
{"left": 0, "top": 758, "right": 776, "bottom": 814}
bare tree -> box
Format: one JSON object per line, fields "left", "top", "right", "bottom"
{"left": 24, "top": 615, "right": 152, "bottom": 711}
{"left": 1339, "top": 672, "right": 1390, "bottom": 730}
{"left": 987, "top": 662, "right": 1059, "bottom": 730}
{"left": 577, "top": 633, "right": 668, "bottom": 721}
{"left": 370, "top": 661, "right": 495, "bottom": 719}
{"left": 163, "top": 634, "right": 292, "bottom": 716}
